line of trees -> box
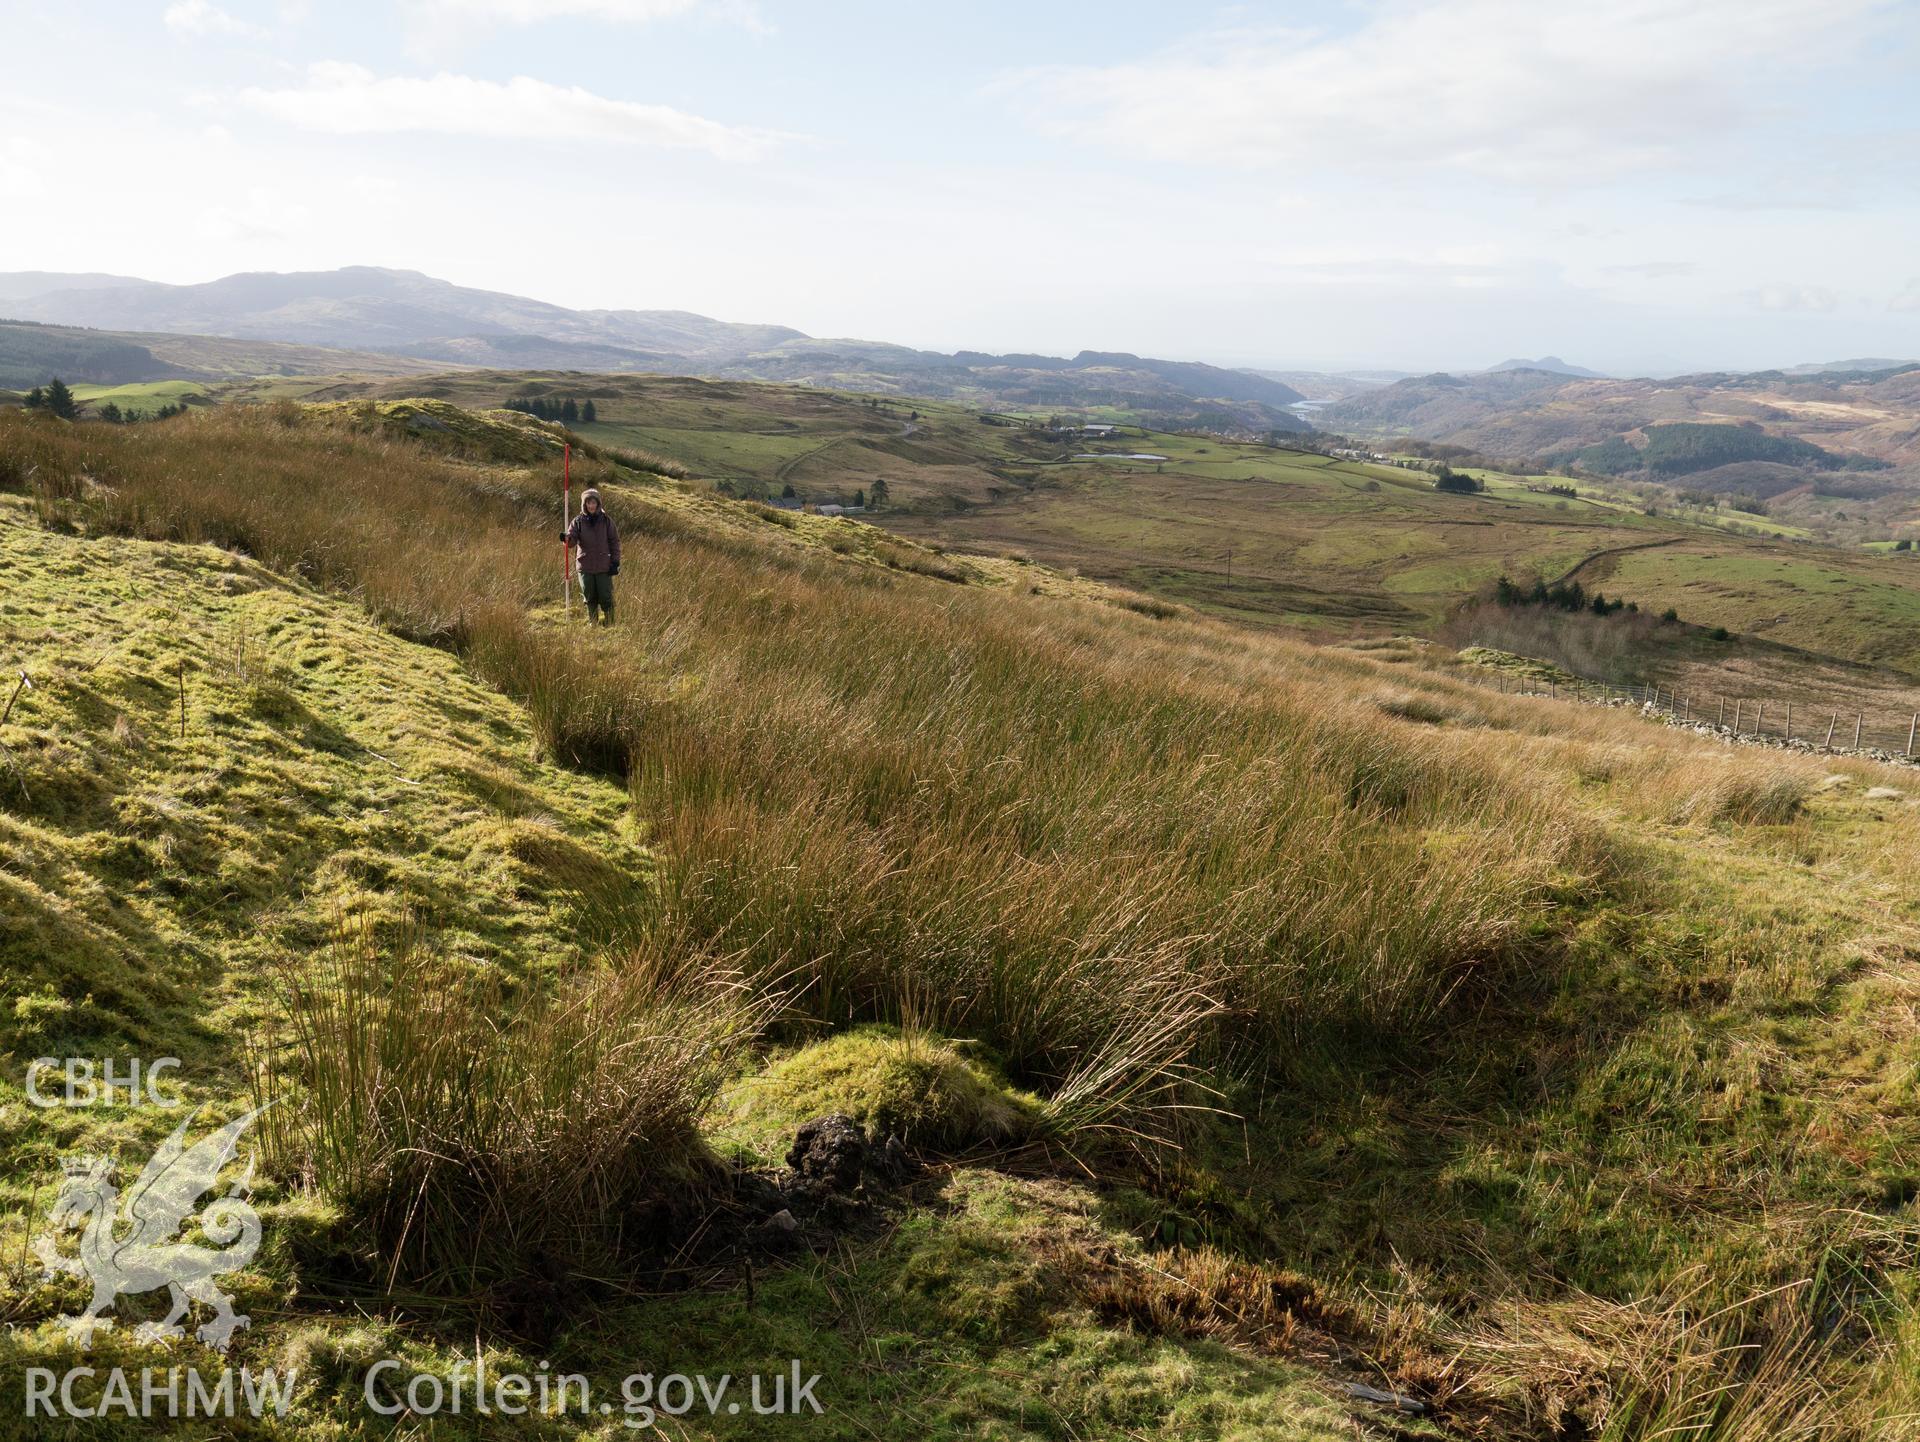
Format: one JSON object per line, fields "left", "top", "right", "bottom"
{"left": 1493, "top": 574, "right": 1646, "bottom": 618}
{"left": 1496, "top": 575, "right": 1697, "bottom": 627}
{"left": 504, "top": 395, "right": 596, "bottom": 424}
{"left": 94, "top": 401, "right": 189, "bottom": 423}
{"left": 715, "top": 476, "right": 888, "bottom": 510}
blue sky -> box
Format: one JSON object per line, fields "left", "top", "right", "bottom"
{"left": 2, "top": 0, "right": 1918, "bottom": 374}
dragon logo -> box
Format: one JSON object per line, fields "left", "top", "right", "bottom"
{"left": 33, "top": 1107, "right": 267, "bottom": 1351}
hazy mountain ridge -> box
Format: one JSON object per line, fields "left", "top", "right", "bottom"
{"left": 1237, "top": 369, "right": 1392, "bottom": 404}
{"left": 1319, "top": 367, "right": 1582, "bottom": 440}
{"left": 1321, "top": 362, "right": 1920, "bottom": 477}
{"left": 3, "top": 266, "right": 801, "bottom": 362}
{"left": 1486, "top": 355, "right": 1608, "bottom": 378}
{"left": 0, "top": 317, "right": 448, "bottom": 388}
{"left": 0, "top": 267, "right": 1306, "bottom": 427}
{"left": 0, "top": 271, "right": 148, "bottom": 303}
{"left": 1777, "top": 357, "right": 1920, "bottom": 377}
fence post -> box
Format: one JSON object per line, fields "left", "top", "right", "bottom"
{"left": 1784, "top": 702, "right": 1790, "bottom": 740}
{"left": 1756, "top": 701, "right": 1765, "bottom": 734}
{"left": 1718, "top": 696, "right": 1725, "bottom": 725}
{"left": 1682, "top": 695, "right": 1689, "bottom": 722}
{"left": 1855, "top": 713, "right": 1863, "bottom": 748}
{"left": 1733, "top": 699, "right": 1743, "bottom": 731}
{"left": 1909, "top": 713, "right": 1917, "bottom": 757}
{"left": 1826, "top": 713, "right": 1837, "bottom": 747}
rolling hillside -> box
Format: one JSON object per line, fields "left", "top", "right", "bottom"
{"left": 0, "top": 318, "right": 449, "bottom": 389}
{"left": 1321, "top": 363, "right": 1920, "bottom": 474}
{"left": 304, "top": 370, "right": 1920, "bottom": 683}
{"left": 103, "top": 365, "right": 1920, "bottom": 716}
{"left": 3, "top": 397, "right": 1918, "bottom": 1438}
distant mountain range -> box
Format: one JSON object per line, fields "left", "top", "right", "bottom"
{"left": 1319, "top": 361, "right": 1920, "bottom": 481}
{"left": 1485, "top": 356, "right": 1609, "bottom": 379}
{"left": 0, "top": 317, "right": 445, "bottom": 390}
{"left": 0, "top": 267, "right": 1307, "bottom": 430}
{"left": 0, "top": 271, "right": 149, "bottom": 304}
{"left": 1776, "top": 357, "right": 1919, "bottom": 377}
{"left": 1237, "top": 369, "right": 1406, "bottom": 405}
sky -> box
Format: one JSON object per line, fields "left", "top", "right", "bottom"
{"left": 2, "top": 0, "right": 1918, "bottom": 375}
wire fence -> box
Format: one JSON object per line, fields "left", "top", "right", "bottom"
{"left": 1457, "top": 667, "right": 1920, "bottom": 758}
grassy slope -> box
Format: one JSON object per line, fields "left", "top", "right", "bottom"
{"left": 0, "top": 493, "right": 642, "bottom": 1044}
{"left": 274, "top": 370, "right": 1920, "bottom": 687}
{"left": 212, "top": 370, "right": 1032, "bottom": 511}
{"left": 121, "top": 369, "right": 1920, "bottom": 690}
{"left": 4, "top": 401, "right": 1920, "bottom": 1438}
{"left": 65, "top": 381, "right": 210, "bottom": 414}
{"left": 0, "top": 320, "right": 452, "bottom": 392}
{"left": 0, "top": 485, "right": 1392, "bottom": 1442}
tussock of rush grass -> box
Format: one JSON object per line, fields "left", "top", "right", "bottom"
{"left": 258, "top": 920, "right": 773, "bottom": 1295}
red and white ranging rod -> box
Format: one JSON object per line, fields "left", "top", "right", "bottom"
{"left": 561, "top": 441, "right": 573, "bottom": 614}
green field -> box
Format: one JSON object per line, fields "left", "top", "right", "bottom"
{"left": 68, "top": 379, "right": 209, "bottom": 413}
{"left": 1599, "top": 543, "right": 1920, "bottom": 672}
{"left": 884, "top": 432, "right": 1670, "bottom": 633}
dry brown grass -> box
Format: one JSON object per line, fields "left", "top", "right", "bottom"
{"left": 18, "top": 402, "right": 1901, "bottom": 1100}
{"left": 256, "top": 917, "right": 773, "bottom": 1298}
{"left": 9, "top": 404, "right": 1624, "bottom": 1093}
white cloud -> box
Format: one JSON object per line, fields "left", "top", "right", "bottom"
{"left": 0, "top": 137, "right": 44, "bottom": 200}
{"left": 1005, "top": 0, "right": 1899, "bottom": 186}
{"left": 400, "top": 0, "right": 767, "bottom": 50}
{"left": 412, "top": 0, "right": 706, "bottom": 21}
{"left": 164, "top": 0, "right": 261, "bottom": 36}
{"left": 1890, "top": 280, "right": 1920, "bottom": 312}
{"left": 1601, "top": 261, "right": 1698, "bottom": 279}
{"left": 198, "top": 186, "right": 309, "bottom": 242}
{"left": 1253, "top": 254, "right": 1525, "bottom": 289}
{"left": 234, "top": 62, "right": 790, "bottom": 159}
{"left": 1750, "top": 283, "right": 1840, "bottom": 312}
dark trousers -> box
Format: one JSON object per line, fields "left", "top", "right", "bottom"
{"left": 580, "top": 570, "right": 615, "bottom": 623}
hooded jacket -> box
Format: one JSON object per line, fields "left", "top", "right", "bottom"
{"left": 564, "top": 492, "right": 621, "bottom": 575}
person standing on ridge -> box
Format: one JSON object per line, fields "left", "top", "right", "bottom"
{"left": 563, "top": 487, "right": 621, "bottom": 624}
